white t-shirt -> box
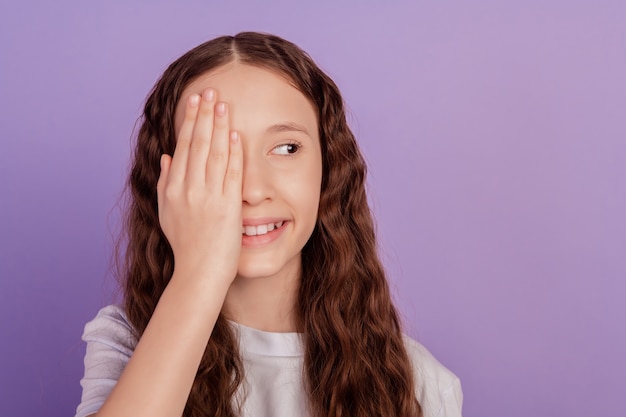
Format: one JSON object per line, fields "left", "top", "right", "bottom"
{"left": 75, "top": 305, "right": 462, "bottom": 417}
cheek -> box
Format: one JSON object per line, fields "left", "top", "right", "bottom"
{"left": 281, "top": 163, "right": 322, "bottom": 222}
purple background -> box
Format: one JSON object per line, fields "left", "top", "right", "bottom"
{"left": 1, "top": 1, "right": 625, "bottom": 416}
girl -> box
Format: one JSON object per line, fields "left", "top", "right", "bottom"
{"left": 75, "top": 32, "right": 462, "bottom": 417}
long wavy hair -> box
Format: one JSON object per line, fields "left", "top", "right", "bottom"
{"left": 121, "top": 31, "right": 421, "bottom": 417}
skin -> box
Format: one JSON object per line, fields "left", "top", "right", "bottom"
{"left": 92, "top": 63, "right": 322, "bottom": 417}
{"left": 174, "top": 63, "right": 322, "bottom": 332}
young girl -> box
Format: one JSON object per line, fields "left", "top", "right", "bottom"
{"left": 75, "top": 32, "right": 462, "bottom": 417}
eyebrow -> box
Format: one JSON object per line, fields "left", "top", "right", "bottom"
{"left": 266, "top": 122, "right": 312, "bottom": 137}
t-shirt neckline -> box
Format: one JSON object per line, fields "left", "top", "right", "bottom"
{"left": 229, "top": 320, "right": 304, "bottom": 358}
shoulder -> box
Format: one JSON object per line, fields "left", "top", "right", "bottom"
{"left": 82, "top": 304, "right": 137, "bottom": 355}
{"left": 75, "top": 305, "right": 137, "bottom": 417}
{"left": 402, "top": 335, "right": 463, "bottom": 417}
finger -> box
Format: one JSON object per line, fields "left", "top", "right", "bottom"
{"left": 223, "top": 131, "right": 243, "bottom": 197}
{"left": 186, "top": 88, "right": 216, "bottom": 185}
{"left": 168, "top": 94, "right": 200, "bottom": 184}
{"left": 206, "top": 101, "right": 230, "bottom": 191}
{"left": 157, "top": 154, "right": 172, "bottom": 215}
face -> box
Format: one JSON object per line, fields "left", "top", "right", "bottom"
{"left": 174, "top": 63, "right": 322, "bottom": 281}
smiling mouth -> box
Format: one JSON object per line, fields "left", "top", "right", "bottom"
{"left": 241, "top": 221, "right": 285, "bottom": 237}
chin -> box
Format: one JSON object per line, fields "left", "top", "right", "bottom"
{"left": 235, "top": 264, "right": 280, "bottom": 280}
{"left": 236, "top": 253, "right": 301, "bottom": 281}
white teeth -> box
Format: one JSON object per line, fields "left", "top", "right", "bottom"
{"left": 242, "top": 222, "right": 285, "bottom": 236}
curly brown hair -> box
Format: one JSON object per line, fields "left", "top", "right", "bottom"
{"left": 121, "top": 31, "right": 422, "bottom": 417}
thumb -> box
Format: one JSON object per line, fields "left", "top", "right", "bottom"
{"left": 157, "top": 154, "right": 172, "bottom": 198}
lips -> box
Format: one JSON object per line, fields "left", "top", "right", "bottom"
{"left": 240, "top": 220, "right": 289, "bottom": 247}
{"left": 241, "top": 221, "right": 284, "bottom": 236}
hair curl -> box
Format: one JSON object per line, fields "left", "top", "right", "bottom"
{"left": 121, "top": 32, "right": 422, "bottom": 417}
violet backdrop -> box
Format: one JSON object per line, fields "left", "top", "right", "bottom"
{"left": 1, "top": 1, "right": 625, "bottom": 416}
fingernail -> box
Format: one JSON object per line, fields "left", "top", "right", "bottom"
{"left": 230, "top": 131, "right": 239, "bottom": 143}
{"left": 189, "top": 94, "right": 200, "bottom": 107}
{"left": 216, "top": 102, "right": 227, "bottom": 116}
{"left": 203, "top": 88, "right": 215, "bottom": 101}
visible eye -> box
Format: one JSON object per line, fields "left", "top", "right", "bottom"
{"left": 272, "top": 142, "right": 301, "bottom": 155}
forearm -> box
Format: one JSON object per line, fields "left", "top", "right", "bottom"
{"left": 96, "top": 270, "right": 231, "bottom": 417}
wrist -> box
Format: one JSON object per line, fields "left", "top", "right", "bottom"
{"left": 169, "top": 264, "right": 234, "bottom": 295}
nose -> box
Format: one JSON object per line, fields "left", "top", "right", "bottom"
{"left": 241, "top": 150, "right": 273, "bottom": 206}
